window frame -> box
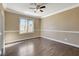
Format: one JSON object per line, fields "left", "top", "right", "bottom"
{"left": 19, "top": 17, "right": 34, "bottom": 34}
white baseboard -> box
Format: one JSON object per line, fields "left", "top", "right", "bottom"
{"left": 41, "top": 36, "right": 79, "bottom": 48}
{"left": 5, "top": 36, "right": 79, "bottom": 48}
{"left": 6, "top": 36, "right": 40, "bottom": 44}
{"left": 5, "top": 36, "right": 40, "bottom": 47}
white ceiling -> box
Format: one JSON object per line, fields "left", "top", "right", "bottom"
{"left": 3, "top": 3, "right": 79, "bottom": 18}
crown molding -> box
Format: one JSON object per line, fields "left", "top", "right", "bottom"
{"left": 42, "top": 4, "right": 79, "bottom": 18}
{"left": 2, "top": 3, "right": 79, "bottom": 19}
{"left": 2, "top": 3, "right": 41, "bottom": 19}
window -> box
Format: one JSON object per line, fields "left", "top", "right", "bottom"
{"left": 19, "top": 17, "right": 34, "bottom": 34}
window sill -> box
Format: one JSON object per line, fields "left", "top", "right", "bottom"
{"left": 19, "top": 32, "right": 34, "bottom": 34}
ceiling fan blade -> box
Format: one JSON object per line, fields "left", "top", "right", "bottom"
{"left": 40, "top": 6, "right": 46, "bottom": 9}
{"left": 40, "top": 10, "right": 43, "bottom": 12}
{"left": 30, "top": 3, "right": 37, "bottom": 5}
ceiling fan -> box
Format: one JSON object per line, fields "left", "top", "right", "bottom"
{"left": 29, "top": 3, "right": 46, "bottom": 13}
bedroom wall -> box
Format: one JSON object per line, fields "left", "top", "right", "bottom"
{"left": 41, "top": 7, "right": 79, "bottom": 47}
{"left": 5, "top": 11, "right": 41, "bottom": 44}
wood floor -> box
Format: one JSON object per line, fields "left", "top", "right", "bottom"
{"left": 5, "top": 37, "right": 79, "bottom": 56}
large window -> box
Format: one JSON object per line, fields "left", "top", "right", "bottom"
{"left": 19, "top": 17, "right": 34, "bottom": 34}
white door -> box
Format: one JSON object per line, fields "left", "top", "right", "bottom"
{"left": 0, "top": 10, "right": 3, "bottom": 55}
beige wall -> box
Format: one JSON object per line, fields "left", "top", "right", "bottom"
{"left": 5, "top": 11, "right": 41, "bottom": 43}
{"left": 41, "top": 7, "right": 79, "bottom": 46}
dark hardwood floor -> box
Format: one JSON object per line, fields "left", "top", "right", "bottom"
{"left": 5, "top": 37, "right": 79, "bottom": 56}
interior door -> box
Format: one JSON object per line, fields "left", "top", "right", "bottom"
{"left": 0, "top": 10, "right": 3, "bottom": 55}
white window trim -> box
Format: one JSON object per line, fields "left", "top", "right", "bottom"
{"left": 19, "top": 17, "right": 34, "bottom": 34}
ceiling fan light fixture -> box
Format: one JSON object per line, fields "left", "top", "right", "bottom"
{"left": 29, "top": 3, "right": 47, "bottom": 13}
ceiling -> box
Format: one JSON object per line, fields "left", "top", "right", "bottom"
{"left": 3, "top": 3, "right": 79, "bottom": 18}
